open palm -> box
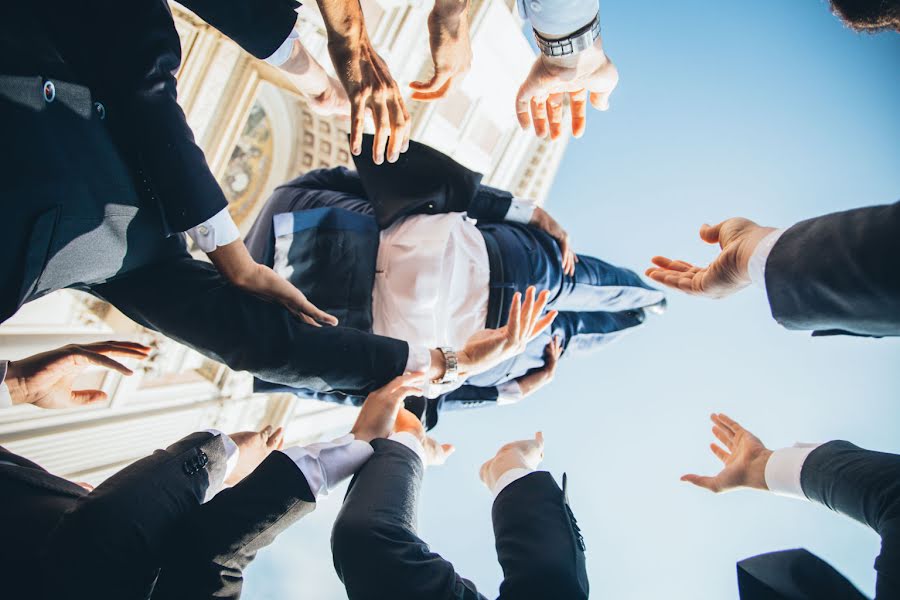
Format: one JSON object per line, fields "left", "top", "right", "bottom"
{"left": 646, "top": 218, "right": 774, "bottom": 298}
{"left": 681, "top": 413, "right": 772, "bottom": 493}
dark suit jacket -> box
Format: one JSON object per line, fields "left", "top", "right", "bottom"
{"left": 765, "top": 201, "right": 900, "bottom": 337}
{"left": 738, "top": 441, "right": 900, "bottom": 599}
{"left": 0, "top": 434, "right": 315, "bottom": 600}
{"left": 330, "top": 439, "right": 589, "bottom": 600}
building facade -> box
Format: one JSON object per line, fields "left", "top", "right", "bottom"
{"left": 0, "top": 0, "right": 568, "bottom": 484}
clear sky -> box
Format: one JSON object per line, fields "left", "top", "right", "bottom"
{"left": 244, "top": 1, "right": 900, "bottom": 597}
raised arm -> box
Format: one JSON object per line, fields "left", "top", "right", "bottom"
{"left": 645, "top": 202, "right": 900, "bottom": 337}
{"left": 682, "top": 413, "right": 900, "bottom": 599}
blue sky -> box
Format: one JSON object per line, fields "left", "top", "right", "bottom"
{"left": 244, "top": 1, "right": 900, "bottom": 597}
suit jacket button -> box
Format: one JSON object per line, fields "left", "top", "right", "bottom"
{"left": 198, "top": 451, "right": 208, "bottom": 467}
{"left": 427, "top": 203, "right": 435, "bottom": 210}
{"left": 94, "top": 102, "right": 106, "bottom": 120}
{"left": 43, "top": 80, "right": 56, "bottom": 103}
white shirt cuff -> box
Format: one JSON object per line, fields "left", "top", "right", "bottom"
{"left": 496, "top": 380, "right": 524, "bottom": 406}
{"left": 492, "top": 467, "right": 536, "bottom": 497}
{"left": 748, "top": 228, "right": 786, "bottom": 288}
{"left": 405, "top": 345, "right": 432, "bottom": 374}
{"left": 764, "top": 443, "right": 822, "bottom": 500}
{"left": 0, "top": 361, "right": 12, "bottom": 409}
{"left": 264, "top": 28, "right": 300, "bottom": 67}
{"left": 185, "top": 208, "right": 241, "bottom": 253}
{"left": 388, "top": 431, "right": 427, "bottom": 466}
{"left": 203, "top": 429, "right": 241, "bottom": 486}
{"left": 505, "top": 198, "right": 537, "bottom": 224}
{"left": 281, "top": 434, "right": 374, "bottom": 498}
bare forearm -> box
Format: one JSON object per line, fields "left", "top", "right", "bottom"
{"left": 316, "top": 0, "right": 365, "bottom": 44}
{"left": 281, "top": 40, "right": 331, "bottom": 97}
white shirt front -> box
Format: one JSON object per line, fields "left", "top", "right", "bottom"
{"left": 372, "top": 212, "right": 492, "bottom": 393}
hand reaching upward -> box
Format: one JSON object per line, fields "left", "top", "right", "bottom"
{"left": 479, "top": 432, "right": 545, "bottom": 491}
{"left": 5, "top": 341, "right": 151, "bottom": 409}
{"left": 394, "top": 408, "right": 455, "bottom": 466}
{"left": 681, "top": 413, "right": 772, "bottom": 493}
{"left": 646, "top": 218, "right": 776, "bottom": 298}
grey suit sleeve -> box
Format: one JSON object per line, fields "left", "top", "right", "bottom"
{"left": 801, "top": 441, "right": 900, "bottom": 599}
{"left": 765, "top": 201, "right": 900, "bottom": 337}
{"left": 331, "top": 439, "right": 484, "bottom": 600}
{"left": 152, "top": 451, "right": 317, "bottom": 600}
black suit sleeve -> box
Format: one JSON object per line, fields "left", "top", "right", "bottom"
{"left": 43, "top": 0, "right": 227, "bottom": 234}
{"left": 468, "top": 184, "right": 514, "bottom": 222}
{"left": 152, "top": 452, "right": 317, "bottom": 600}
{"left": 176, "top": 0, "right": 299, "bottom": 59}
{"left": 493, "top": 472, "right": 589, "bottom": 600}
{"left": 331, "top": 439, "right": 484, "bottom": 600}
{"left": 765, "top": 201, "right": 900, "bottom": 337}
{"left": 90, "top": 255, "right": 409, "bottom": 396}
{"left": 801, "top": 441, "right": 900, "bottom": 599}
{"left": 40, "top": 432, "right": 228, "bottom": 598}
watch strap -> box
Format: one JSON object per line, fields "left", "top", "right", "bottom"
{"left": 533, "top": 11, "right": 601, "bottom": 58}
{"left": 434, "top": 347, "right": 459, "bottom": 385}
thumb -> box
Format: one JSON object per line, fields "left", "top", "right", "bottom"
{"left": 680, "top": 474, "right": 718, "bottom": 492}
{"left": 699, "top": 222, "right": 724, "bottom": 246}
{"left": 71, "top": 389, "right": 108, "bottom": 404}
{"left": 410, "top": 70, "right": 449, "bottom": 93}
{"left": 442, "top": 444, "right": 456, "bottom": 456}
{"left": 589, "top": 90, "right": 611, "bottom": 111}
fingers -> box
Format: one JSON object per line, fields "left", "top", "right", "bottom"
{"left": 589, "top": 89, "right": 611, "bottom": 111}
{"left": 266, "top": 427, "right": 285, "bottom": 449}
{"left": 442, "top": 443, "right": 456, "bottom": 456}
{"left": 387, "top": 372, "right": 427, "bottom": 394}
{"left": 531, "top": 310, "right": 558, "bottom": 341}
{"left": 710, "top": 442, "right": 730, "bottom": 463}
{"left": 712, "top": 426, "right": 735, "bottom": 451}
{"left": 349, "top": 92, "right": 369, "bottom": 156}
{"left": 410, "top": 73, "right": 452, "bottom": 98}
{"left": 520, "top": 286, "right": 536, "bottom": 334}
{"left": 371, "top": 100, "right": 390, "bottom": 165}
{"left": 71, "top": 389, "right": 108, "bottom": 404}
{"left": 530, "top": 97, "right": 549, "bottom": 138}
{"left": 73, "top": 350, "right": 134, "bottom": 376}
{"left": 506, "top": 292, "right": 522, "bottom": 340}
{"left": 650, "top": 256, "right": 697, "bottom": 273}
{"left": 515, "top": 78, "right": 539, "bottom": 130}
{"left": 569, "top": 89, "right": 587, "bottom": 138}
{"left": 410, "top": 78, "right": 453, "bottom": 102}
{"left": 84, "top": 341, "right": 152, "bottom": 358}
{"left": 547, "top": 93, "right": 564, "bottom": 140}
{"left": 680, "top": 474, "right": 719, "bottom": 492}
{"left": 386, "top": 96, "right": 408, "bottom": 163}
{"left": 714, "top": 413, "right": 743, "bottom": 434}
{"left": 299, "top": 298, "right": 338, "bottom": 326}
{"left": 535, "top": 430, "right": 544, "bottom": 448}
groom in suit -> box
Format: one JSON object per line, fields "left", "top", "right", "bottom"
{"left": 248, "top": 135, "right": 664, "bottom": 428}
{"left": 331, "top": 409, "right": 589, "bottom": 599}
{"left": 681, "top": 413, "right": 900, "bottom": 599}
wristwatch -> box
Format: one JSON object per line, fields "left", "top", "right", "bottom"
{"left": 533, "top": 11, "right": 601, "bottom": 58}
{"left": 434, "top": 347, "right": 459, "bottom": 385}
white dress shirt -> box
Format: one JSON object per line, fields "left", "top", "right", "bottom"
{"left": 185, "top": 208, "right": 242, "bottom": 253}
{"left": 389, "top": 432, "right": 541, "bottom": 497}
{"left": 207, "top": 430, "right": 374, "bottom": 500}
{"left": 764, "top": 442, "right": 822, "bottom": 500}
{"left": 747, "top": 228, "right": 787, "bottom": 289}
{"left": 0, "top": 360, "right": 11, "bottom": 409}
{"left": 372, "top": 200, "right": 535, "bottom": 399}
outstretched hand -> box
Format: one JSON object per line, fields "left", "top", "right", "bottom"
{"left": 459, "top": 287, "right": 557, "bottom": 377}
{"left": 394, "top": 407, "right": 455, "bottom": 466}
{"left": 351, "top": 373, "right": 426, "bottom": 443}
{"left": 5, "top": 341, "right": 151, "bottom": 409}
{"left": 226, "top": 426, "right": 285, "bottom": 486}
{"left": 410, "top": 0, "right": 471, "bottom": 102}
{"left": 516, "top": 39, "right": 618, "bottom": 140}
{"left": 480, "top": 431, "right": 545, "bottom": 490}
{"left": 681, "top": 413, "right": 772, "bottom": 493}
{"left": 645, "top": 218, "right": 776, "bottom": 299}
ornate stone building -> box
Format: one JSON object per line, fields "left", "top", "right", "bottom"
{"left": 0, "top": 0, "right": 568, "bottom": 484}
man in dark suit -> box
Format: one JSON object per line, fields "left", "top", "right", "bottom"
{"left": 681, "top": 413, "right": 900, "bottom": 599}
{"left": 0, "top": 339, "right": 426, "bottom": 599}
{"left": 331, "top": 409, "right": 589, "bottom": 599}
{"left": 248, "top": 136, "right": 664, "bottom": 428}
{"left": 0, "top": 1, "right": 544, "bottom": 400}
{"left": 645, "top": 205, "right": 900, "bottom": 337}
